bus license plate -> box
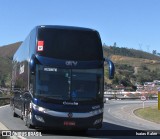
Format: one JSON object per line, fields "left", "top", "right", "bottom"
{"left": 64, "top": 121, "right": 75, "bottom": 126}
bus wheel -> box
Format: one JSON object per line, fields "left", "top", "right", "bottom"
{"left": 24, "top": 109, "right": 27, "bottom": 126}
{"left": 27, "top": 121, "right": 35, "bottom": 129}
{"left": 20, "top": 110, "right": 23, "bottom": 120}
{"left": 26, "top": 112, "right": 35, "bottom": 129}
{"left": 12, "top": 104, "right": 18, "bottom": 117}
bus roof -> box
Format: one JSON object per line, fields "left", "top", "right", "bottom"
{"left": 35, "top": 25, "right": 97, "bottom": 32}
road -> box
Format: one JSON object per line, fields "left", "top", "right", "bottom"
{"left": 0, "top": 100, "right": 159, "bottom": 139}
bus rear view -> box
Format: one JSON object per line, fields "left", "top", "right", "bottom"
{"left": 11, "top": 25, "right": 115, "bottom": 130}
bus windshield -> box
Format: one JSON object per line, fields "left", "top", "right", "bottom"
{"left": 35, "top": 65, "right": 103, "bottom": 101}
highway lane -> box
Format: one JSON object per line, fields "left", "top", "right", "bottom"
{"left": 103, "top": 100, "right": 159, "bottom": 130}
{"left": 0, "top": 100, "right": 159, "bottom": 139}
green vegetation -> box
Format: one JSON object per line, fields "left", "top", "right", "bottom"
{"left": 134, "top": 106, "right": 160, "bottom": 124}
{"left": 0, "top": 99, "right": 10, "bottom": 106}
{"left": 112, "top": 64, "right": 160, "bottom": 85}
{"left": 0, "top": 92, "right": 10, "bottom": 106}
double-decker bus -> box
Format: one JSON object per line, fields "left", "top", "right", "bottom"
{"left": 11, "top": 25, "right": 115, "bottom": 130}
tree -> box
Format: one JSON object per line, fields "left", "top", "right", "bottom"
{"left": 112, "top": 75, "right": 119, "bottom": 85}
{"left": 152, "top": 50, "right": 157, "bottom": 55}
{"left": 113, "top": 42, "right": 117, "bottom": 47}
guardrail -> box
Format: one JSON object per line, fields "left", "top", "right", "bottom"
{"left": 104, "top": 95, "right": 158, "bottom": 100}
{"left": 0, "top": 97, "right": 10, "bottom": 100}
{"left": 0, "top": 97, "right": 10, "bottom": 106}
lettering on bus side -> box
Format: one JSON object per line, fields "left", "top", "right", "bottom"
{"left": 65, "top": 61, "right": 78, "bottom": 66}
{"left": 19, "top": 64, "right": 25, "bottom": 74}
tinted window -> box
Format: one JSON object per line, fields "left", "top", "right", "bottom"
{"left": 35, "top": 65, "right": 103, "bottom": 102}
{"left": 37, "top": 28, "right": 103, "bottom": 61}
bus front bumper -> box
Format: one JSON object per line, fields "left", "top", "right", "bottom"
{"left": 31, "top": 108, "right": 103, "bottom": 129}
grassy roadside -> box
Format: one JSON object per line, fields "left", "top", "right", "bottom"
{"left": 134, "top": 105, "right": 160, "bottom": 124}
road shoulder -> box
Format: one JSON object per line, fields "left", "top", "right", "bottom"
{"left": 0, "top": 105, "right": 19, "bottom": 139}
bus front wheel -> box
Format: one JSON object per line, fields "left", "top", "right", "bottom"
{"left": 25, "top": 111, "right": 35, "bottom": 129}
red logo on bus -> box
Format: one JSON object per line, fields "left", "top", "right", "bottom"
{"left": 37, "top": 41, "right": 44, "bottom": 51}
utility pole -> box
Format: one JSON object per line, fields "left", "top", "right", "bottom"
{"left": 139, "top": 43, "right": 143, "bottom": 51}
{"left": 146, "top": 45, "right": 150, "bottom": 53}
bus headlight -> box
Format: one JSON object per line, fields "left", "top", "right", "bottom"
{"left": 92, "top": 108, "right": 103, "bottom": 116}
{"left": 32, "top": 103, "right": 48, "bottom": 113}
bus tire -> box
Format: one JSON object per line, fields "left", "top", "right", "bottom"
{"left": 12, "top": 104, "right": 18, "bottom": 117}
{"left": 20, "top": 109, "right": 24, "bottom": 120}
{"left": 26, "top": 112, "right": 35, "bottom": 129}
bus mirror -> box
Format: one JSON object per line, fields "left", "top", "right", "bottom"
{"left": 105, "top": 58, "right": 115, "bottom": 79}
{"left": 30, "top": 55, "right": 36, "bottom": 75}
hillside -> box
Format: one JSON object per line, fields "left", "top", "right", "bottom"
{"left": 110, "top": 55, "right": 160, "bottom": 71}
{"left": 0, "top": 42, "right": 21, "bottom": 87}
{"left": 0, "top": 42, "right": 21, "bottom": 58}
{"left": 0, "top": 42, "right": 160, "bottom": 88}
{"left": 103, "top": 46, "right": 160, "bottom": 90}
{"left": 103, "top": 46, "right": 160, "bottom": 60}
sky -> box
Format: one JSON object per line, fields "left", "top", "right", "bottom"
{"left": 0, "top": 0, "right": 160, "bottom": 53}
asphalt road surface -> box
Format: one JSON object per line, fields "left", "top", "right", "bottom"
{"left": 0, "top": 100, "right": 159, "bottom": 139}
